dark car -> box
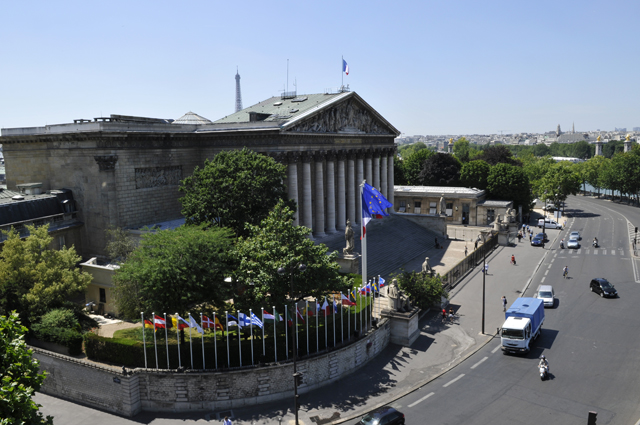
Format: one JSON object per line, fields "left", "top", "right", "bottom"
{"left": 531, "top": 233, "right": 545, "bottom": 247}
{"left": 359, "top": 406, "right": 405, "bottom": 425}
{"left": 590, "top": 278, "right": 617, "bottom": 298}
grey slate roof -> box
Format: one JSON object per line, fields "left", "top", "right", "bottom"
{"left": 476, "top": 199, "right": 513, "bottom": 207}
{"left": 395, "top": 186, "right": 485, "bottom": 198}
{"left": 0, "top": 189, "right": 75, "bottom": 226}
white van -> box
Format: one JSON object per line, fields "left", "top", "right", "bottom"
{"left": 537, "top": 218, "right": 562, "bottom": 229}
{"left": 535, "top": 284, "right": 555, "bottom": 307}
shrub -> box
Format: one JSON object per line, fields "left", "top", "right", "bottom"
{"left": 395, "top": 271, "right": 448, "bottom": 309}
{"left": 30, "top": 308, "right": 84, "bottom": 355}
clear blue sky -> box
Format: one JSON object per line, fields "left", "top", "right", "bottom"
{"left": 1, "top": 0, "right": 638, "bottom": 136}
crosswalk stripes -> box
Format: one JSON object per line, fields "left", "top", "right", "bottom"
{"left": 558, "top": 249, "right": 627, "bottom": 257}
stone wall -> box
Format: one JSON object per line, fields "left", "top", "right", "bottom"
{"left": 33, "top": 320, "right": 390, "bottom": 415}
{"left": 33, "top": 348, "right": 141, "bottom": 417}
{"left": 397, "top": 213, "right": 447, "bottom": 237}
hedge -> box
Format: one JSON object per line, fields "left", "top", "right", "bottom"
{"left": 31, "top": 324, "right": 83, "bottom": 356}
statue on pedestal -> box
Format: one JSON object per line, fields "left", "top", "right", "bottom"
{"left": 343, "top": 219, "right": 355, "bottom": 256}
{"left": 439, "top": 196, "right": 447, "bottom": 215}
{"left": 387, "top": 279, "right": 411, "bottom": 312}
{"left": 421, "top": 257, "right": 432, "bottom": 275}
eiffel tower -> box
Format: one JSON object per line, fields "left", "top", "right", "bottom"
{"left": 235, "top": 68, "right": 243, "bottom": 113}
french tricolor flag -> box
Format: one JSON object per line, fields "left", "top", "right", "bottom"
{"left": 343, "top": 59, "right": 349, "bottom": 75}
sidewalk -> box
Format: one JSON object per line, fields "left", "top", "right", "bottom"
{"left": 217, "top": 231, "right": 556, "bottom": 425}
{"left": 36, "top": 222, "right": 560, "bottom": 425}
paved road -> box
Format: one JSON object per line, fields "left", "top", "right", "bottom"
{"left": 346, "top": 195, "right": 640, "bottom": 425}
{"left": 36, "top": 196, "right": 640, "bottom": 424}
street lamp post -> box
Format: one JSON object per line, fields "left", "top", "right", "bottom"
{"left": 277, "top": 263, "right": 306, "bottom": 425}
{"left": 481, "top": 232, "right": 487, "bottom": 334}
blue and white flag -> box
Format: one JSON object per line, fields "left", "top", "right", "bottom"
{"left": 227, "top": 314, "right": 242, "bottom": 327}
{"left": 379, "top": 276, "right": 386, "bottom": 287}
{"left": 250, "top": 312, "right": 264, "bottom": 329}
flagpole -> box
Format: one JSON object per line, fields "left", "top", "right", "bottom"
{"left": 341, "top": 55, "right": 343, "bottom": 88}
{"left": 225, "top": 311, "right": 230, "bottom": 368}
{"left": 348, "top": 291, "right": 351, "bottom": 340}
{"left": 324, "top": 298, "right": 327, "bottom": 350}
{"left": 315, "top": 298, "right": 319, "bottom": 354}
{"left": 306, "top": 300, "right": 309, "bottom": 355}
{"left": 250, "top": 309, "right": 254, "bottom": 366}
{"left": 141, "top": 312, "right": 148, "bottom": 369}
{"left": 188, "top": 314, "right": 193, "bottom": 369}
{"left": 340, "top": 293, "right": 344, "bottom": 344}
{"left": 176, "top": 313, "right": 182, "bottom": 368}
{"left": 332, "top": 295, "right": 336, "bottom": 348}
{"left": 200, "top": 313, "right": 205, "bottom": 370}
{"left": 295, "top": 304, "right": 299, "bottom": 353}
{"left": 359, "top": 291, "right": 362, "bottom": 336}
{"left": 163, "top": 313, "right": 169, "bottom": 369}
{"left": 273, "top": 306, "right": 277, "bottom": 363}
{"left": 261, "top": 309, "right": 265, "bottom": 357}
{"left": 213, "top": 312, "right": 218, "bottom": 370}
{"left": 152, "top": 312, "right": 158, "bottom": 369}
{"left": 238, "top": 310, "right": 242, "bottom": 367}
{"left": 285, "top": 304, "right": 289, "bottom": 360}
{"left": 361, "top": 180, "right": 367, "bottom": 292}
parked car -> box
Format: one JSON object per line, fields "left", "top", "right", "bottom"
{"left": 538, "top": 218, "right": 562, "bottom": 229}
{"left": 531, "top": 233, "right": 545, "bottom": 247}
{"left": 590, "top": 278, "right": 617, "bottom": 298}
{"left": 535, "top": 284, "right": 555, "bottom": 307}
{"left": 567, "top": 236, "right": 579, "bottom": 249}
{"left": 359, "top": 406, "right": 405, "bottom": 425}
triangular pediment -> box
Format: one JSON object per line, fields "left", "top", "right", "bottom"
{"left": 283, "top": 94, "right": 398, "bottom": 136}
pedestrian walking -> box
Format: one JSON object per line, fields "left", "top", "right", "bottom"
{"left": 223, "top": 416, "right": 232, "bottom": 425}
{"left": 474, "top": 239, "right": 478, "bottom": 250}
{"left": 442, "top": 308, "right": 447, "bottom": 322}
{"left": 501, "top": 296, "right": 507, "bottom": 312}
{"left": 529, "top": 233, "right": 532, "bottom": 243}
{"left": 435, "top": 237, "right": 439, "bottom": 249}
{"left": 484, "top": 263, "right": 489, "bottom": 275}
{"left": 465, "top": 245, "right": 468, "bottom": 256}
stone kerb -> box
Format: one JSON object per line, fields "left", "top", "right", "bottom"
{"left": 31, "top": 319, "right": 390, "bottom": 414}
{"left": 137, "top": 318, "right": 391, "bottom": 412}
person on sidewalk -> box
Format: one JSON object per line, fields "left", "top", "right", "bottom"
{"left": 501, "top": 296, "right": 508, "bottom": 312}
{"left": 510, "top": 254, "right": 516, "bottom": 265}
{"left": 465, "top": 246, "right": 468, "bottom": 256}
{"left": 442, "top": 308, "right": 447, "bottom": 322}
{"left": 529, "top": 233, "right": 533, "bottom": 243}
{"left": 223, "top": 416, "right": 232, "bottom": 425}
{"left": 484, "top": 263, "right": 489, "bottom": 275}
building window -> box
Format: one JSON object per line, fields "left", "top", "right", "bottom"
{"left": 413, "top": 201, "right": 422, "bottom": 214}
{"left": 58, "top": 236, "right": 65, "bottom": 250}
{"left": 446, "top": 202, "right": 454, "bottom": 217}
{"left": 487, "top": 208, "right": 495, "bottom": 225}
{"left": 429, "top": 202, "right": 437, "bottom": 214}
{"left": 99, "top": 288, "right": 106, "bottom": 303}
{"left": 399, "top": 200, "right": 406, "bottom": 213}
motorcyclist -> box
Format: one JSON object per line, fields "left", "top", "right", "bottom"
{"left": 560, "top": 239, "right": 564, "bottom": 249}
{"left": 593, "top": 237, "right": 598, "bottom": 247}
{"left": 563, "top": 266, "right": 568, "bottom": 278}
{"left": 539, "top": 355, "right": 549, "bottom": 371}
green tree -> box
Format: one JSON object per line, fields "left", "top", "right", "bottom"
{"left": 476, "top": 145, "right": 521, "bottom": 166}
{"left": 572, "top": 140, "right": 591, "bottom": 159}
{"left": 395, "top": 271, "right": 447, "bottom": 309}
{"left": 603, "top": 140, "right": 624, "bottom": 158}
{"left": 397, "top": 141, "right": 428, "bottom": 159}
{"left": 0, "top": 225, "right": 92, "bottom": 325}
{"left": 113, "top": 225, "right": 236, "bottom": 319}
{"left": 104, "top": 227, "right": 136, "bottom": 264}
{"left": 402, "top": 149, "right": 435, "bottom": 185}
{"left": 486, "top": 164, "right": 532, "bottom": 213}
{"left": 393, "top": 157, "right": 407, "bottom": 185}
{"left": 417, "top": 153, "right": 461, "bottom": 186}
{"left": 460, "top": 160, "right": 490, "bottom": 190}
{"left": 179, "top": 148, "right": 292, "bottom": 237}
{"left": 233, "top": 200, "right": 349, "bottom": 310}
{"left": 453, "top": 137, "right": 471, "bottom": 163}
{"left": 0, "top": 312, "right": 53, "bottom": 425}
{"left": 532, "top": 143, "right": 551, "bottom": 157}
{"left": 535, "top": 162, "right": 581, "bottom": 208}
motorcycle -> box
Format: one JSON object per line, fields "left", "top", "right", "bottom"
{"left": 539, "top": 364, "right": 549, "bottom": 380}
{"left": 560, "top": 240, "right": 564, "bottom": 249}
{"left": 593, "top": 240, "right": 598, "bottom": 248}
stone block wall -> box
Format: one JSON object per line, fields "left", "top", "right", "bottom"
{"left": 33, "top": 320, "right": 390, "bottom": 415}
{"left": 33, "top": 348, "right": 141, "bottom": 417}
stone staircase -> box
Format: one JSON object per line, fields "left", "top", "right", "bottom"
{"left": 316, "top": 214, "right": 440, "bottom": 279}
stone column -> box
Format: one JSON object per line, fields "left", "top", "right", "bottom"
{"left": 373, "top": 149, "right": 381, "bottom": 190}
{"left": 347, "top": 150, "right": 356, "bottom": 225}
{"left": 286, "top": 152, "right": 300, "bottom": 226}
{"left": 380, "top": 149, "right": 388, "bottom": 199}
{"left": 365, "top": 149, "right": 373, "bottom": 185}
{"left": 301, "top": 152, "right": 313, "bottom": 232}
{"left": 356, "top": 150, "right": 364, "bottom": 225}
{"left": 314, "top": 151, "right": 326, "bottom": 237}
{"left": 336, "top": 150, "right": 346, "bottom": 231}
{"left": 388, "top": 148, "right": 395, "bottom": 210}
{"left": 325, "top": 150, "right": 336, "bottom": 234}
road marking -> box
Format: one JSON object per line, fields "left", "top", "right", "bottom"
{"left": 547, "top": 264, "right": 552, "bottom": 269}
{"left": 585, "top": 249, "right": 589, "bottom": 255}
{"left": 471, "top": 357, "right": 488, "bottom": 369}
{"left": 602, "top": 250, "right": 606, "bottom": 256}
{"left": 408, "top": 392, "right": 434, "bottom": 408}
{"left": 550, "top": 258, "right": 555, "bottom": 263}
{"left": 611, "top": 250, "right": 616, "bottom": 255}
{"left": 491, "top": 345, "right": 501, "bottom": 354}
{"left": 544, "top": 270, "right": 549, "bottom": 276}
{"left": 594, "top": 250, "right": 598, "bottom": 255}
{"left": 541, "top": 277, "right": 546, "bottom": 282}
{"left": 577, "top": 249, "right": 581, "bottom": 254}
{"left": 443, "top": 374, "right": 465, "bottom": 387}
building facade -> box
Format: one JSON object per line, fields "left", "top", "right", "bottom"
{"left": 1, "top": 91, "right": 399, "bottom": 258}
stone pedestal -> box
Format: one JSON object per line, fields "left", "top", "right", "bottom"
{"left": 380, "top": 307, "right": 421, "bottom": 346}
{"left": 497, "top": 230, "right": 510, "bottom": 246}
{"left": 337, "top": 254, "right": 360, "bottom": 274}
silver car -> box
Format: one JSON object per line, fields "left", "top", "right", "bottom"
{"left": 569, "top": 231, "right": 581, "bottom": 240}
{"left": 567, "top": 236, "right": 579, "bottom": 249}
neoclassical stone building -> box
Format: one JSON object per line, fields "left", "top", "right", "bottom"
{"left": 1, "top": 91, "right": 399, "bottom": 257}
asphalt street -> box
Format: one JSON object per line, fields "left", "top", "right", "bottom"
{"left": 35, "top": 195, "right": 640, "bottom": 425}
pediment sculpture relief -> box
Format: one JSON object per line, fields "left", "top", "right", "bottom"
{"left": 289, "top": 100, "right": 391, "bottom": 135}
